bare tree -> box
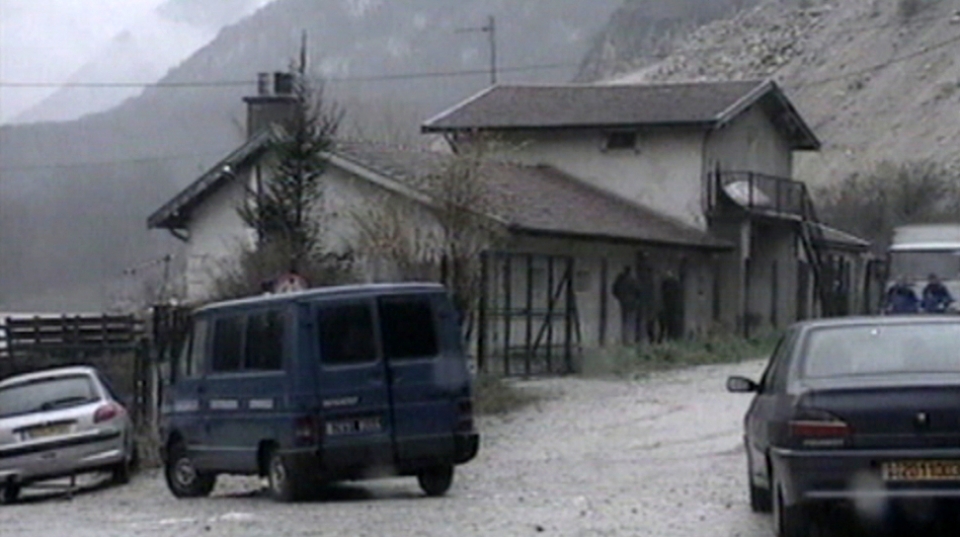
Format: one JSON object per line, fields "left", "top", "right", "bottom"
{"left": 816, "top": 160, "right": 960, "bottom": 252}
{"left": 352, "top": 140, "right": 509, "bottom": 331}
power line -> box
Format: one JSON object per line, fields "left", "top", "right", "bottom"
{"left": 792, "top": 32, "right": 960, "bottom": 89}
{"left": 0, "top": 62, "right": 576, "bottom": 89}
{"left": 0, "top": 12, "right": 950, "bottom": 91}
{"left": 0, "top": 151, "right": 225, "bottom": 173}
{"left": 4, "top": 28, "right": 959, "bottom": 175}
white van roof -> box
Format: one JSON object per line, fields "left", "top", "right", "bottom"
{"left": 889, "top": 224, "right": 960, "bottom": 252}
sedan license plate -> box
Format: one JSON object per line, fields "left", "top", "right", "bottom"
{"left": 26, "top": 423, "right": 71, "bottom": 440}
{"left": 882, "top": 460, "right": 960, "bottom": 482}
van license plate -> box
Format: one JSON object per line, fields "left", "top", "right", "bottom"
{"left": 325, "top": 417, "right": 382, "bottom": 436}
{"left": 882, "top": 460, "right": 960, "bottom": 482}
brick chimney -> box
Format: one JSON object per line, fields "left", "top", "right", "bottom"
{"left": 242, "top": 72, "right": 299, "bottom": 139}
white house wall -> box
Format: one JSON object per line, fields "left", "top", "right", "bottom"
{"left": 482, "top": 128, "right": 708, "bottom": 230}
{"left": 182, "top": 169, "right": 255, "bottom": 302}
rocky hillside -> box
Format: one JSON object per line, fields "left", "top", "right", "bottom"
{"left": 597, "top": 0, "right": 960, "bottom": 186}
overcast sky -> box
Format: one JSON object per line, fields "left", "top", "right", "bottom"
{"left": 0, "top": 0, "right": 164, "bottom": 122}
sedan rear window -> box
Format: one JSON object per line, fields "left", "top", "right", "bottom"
{"left": 803, "top": 323, "right": 960, "bottom": 378}
{"left": 0, "top": 375, "right": 98, "bottom": 418}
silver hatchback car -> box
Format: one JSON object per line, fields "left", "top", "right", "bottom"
{"left": 0, "top": 366, "right": 136, "bottom": 503}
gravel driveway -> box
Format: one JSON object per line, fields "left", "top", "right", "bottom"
{"left": 1, "top": 360, "right": 774, "bottom": 537}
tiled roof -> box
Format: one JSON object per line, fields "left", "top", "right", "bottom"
{"left": 147, "top": 130, "right": 271, "bottom": 229}
{"left": 423, "top": 79, "right": 820, "bottom": 150}
{"left": 149, "top": 136, "right": 730, "bottom": 250}
{"left": 334, "top": 141, "right": 730, "bottom": 250}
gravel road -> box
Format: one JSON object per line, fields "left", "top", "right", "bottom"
{"left": 1, "top": 360, "right": 775, "bottom": 537}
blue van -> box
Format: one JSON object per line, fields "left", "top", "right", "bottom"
{"left": 159, "top": 283, "right": 479, "bottom": 502}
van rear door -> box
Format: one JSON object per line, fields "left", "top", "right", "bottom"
{"left": 314, "top": 299, "right": 394, "bottom": 473}
{"left": 378, "top": 293, "right": 465, "bottom": 465}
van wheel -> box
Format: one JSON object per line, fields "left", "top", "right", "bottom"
{"left": 164, "top": 442, "right": 216, "bottom": 498}
{"left": 267, "top": 450, "right": 310, "bottom": 502}
{"left": 1, "top": 484, "right": 21, "bottom": 504}
{"left": 418, "top": 465, "right": 454, "bottom": 497}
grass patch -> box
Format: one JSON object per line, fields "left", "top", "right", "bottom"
{"left": 582, "top": 332, "right": 780, "bottom": 378}
{"left": 473, "top": 374, "right": 540, "bottom": 415}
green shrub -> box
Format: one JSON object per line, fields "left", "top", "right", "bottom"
{"left": 583, "top": 332, "right": 779, "bottom": 378}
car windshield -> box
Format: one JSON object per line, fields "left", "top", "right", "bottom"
{"left": 803, "top": 323, "right": 960, "bottom": 378}
{"left": 0, "top": 375, "right": 98, "bottom": 418}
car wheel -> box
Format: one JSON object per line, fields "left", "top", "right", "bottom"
{"left": 417, "top": 465, "right": 454, "bottom": 497}
{"left": 111, "top": 458, "right": 132, "bottom": 485}
{"left": 267, "top": 449, "right": 310, "bottom": 502}
{"left": 773, "top": 473, "right": 811, "bottom": 537}
{"left": 1, "top": 484, "right": 21, "bottom": 504}
{"left": 750, "top": 480, "right": 773, "bottom": 513}
{"left": 164, "top": 442, "right": 216, "bottom": 498}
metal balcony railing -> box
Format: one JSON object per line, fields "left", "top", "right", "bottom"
{"left": 706, "top": 170, "right": 839, "bottom": 318}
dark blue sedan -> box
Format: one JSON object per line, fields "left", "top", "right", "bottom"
{"left": 728, "top": 316, "right": 960, "bottom": 536}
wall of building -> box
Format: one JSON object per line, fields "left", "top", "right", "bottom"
{"left": 182, "top": 169, "right": 255, "bottom": 302}
{"left": 482, "top": 127, "right": 708, "bottom": 230}
{"left": 497, "top": 235, "right": 719, "bottom": 351}
{"left": 745, "top": 222, "right": 799, "bottom": 333}
{"left": 703, "top": 104, "right": 794, "bottom": 178}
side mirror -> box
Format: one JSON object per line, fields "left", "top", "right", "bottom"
{"left": 726, "top": 376, "right": 759, "bottom": 393}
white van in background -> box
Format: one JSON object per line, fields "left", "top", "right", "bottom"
{"left": 887, "top": 224, "right": 960, "bottom": 312}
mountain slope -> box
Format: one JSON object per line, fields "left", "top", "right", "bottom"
{"left": 13, "top": 0, "right": 278, "bottom": 124}
{"left": 597, "top": 0, "right": 960, "bottom": 186}
{"left": 0, "top": 0, "right": 627, "bottom": 311}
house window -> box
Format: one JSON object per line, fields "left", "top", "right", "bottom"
{"left": 604, "top": 131, "right": 638, "bottom": 151}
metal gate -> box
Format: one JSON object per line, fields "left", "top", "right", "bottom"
{"left": 477, "top": 253, "right": 581, "bottom": 377}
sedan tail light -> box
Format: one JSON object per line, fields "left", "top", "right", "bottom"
{"left": 94, "top": 403, "right": 121, "bottom": 423}
{"left": 789, "top": 408, "right": 851, "bottom": 447}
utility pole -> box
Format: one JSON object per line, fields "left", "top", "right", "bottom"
{"left": 457, "top": 15, "right": 498, "bottom": 86}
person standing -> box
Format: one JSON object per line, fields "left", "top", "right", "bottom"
{"left": 613, "top": 266, "right": 642, "bottom": 345}
{"left": 659, "top": 271, "right": 683, "bottom": 340}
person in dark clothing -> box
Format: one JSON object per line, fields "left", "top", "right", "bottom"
{"left": 884, "top": 276, "right": 919, "bottom": 314}
{"left": 659, "top": 271, "right": 684, "bottom": 340}
{"left": 612, "top": 266, "right": 643, "bottom": 345}
{"left": 921, "top": 273, "right": 954, "bottom": 313}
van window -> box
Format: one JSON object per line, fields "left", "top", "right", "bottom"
{"left": 177, "top": 318, "right": 207, "bottom": 379}
{"left": 379, "top": 296, "right": 439, "bottom": 360}
{"left": 245, "top": 310, "right": 284, "bottom": 371}
{"left": 318, "top": 303, "right": 377, "bottom": 365}
{"left": 211, "top": 316, "right": 244, "bottom": 372}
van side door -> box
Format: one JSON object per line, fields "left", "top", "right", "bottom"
{"left": 163, "top": 318, "right": 208, "bottom": 464}
{"left": 315, "top": 300, "right": 394, "bottom": 472}
{"left": 202, "top": 309, "right": 288, "bottom": 473}
{"left": 378, "top": 293, "right": 463, "bottom": 465}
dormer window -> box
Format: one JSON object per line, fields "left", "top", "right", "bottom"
{"left": 604, "top": 131, "right": 638, "bottom": 152}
